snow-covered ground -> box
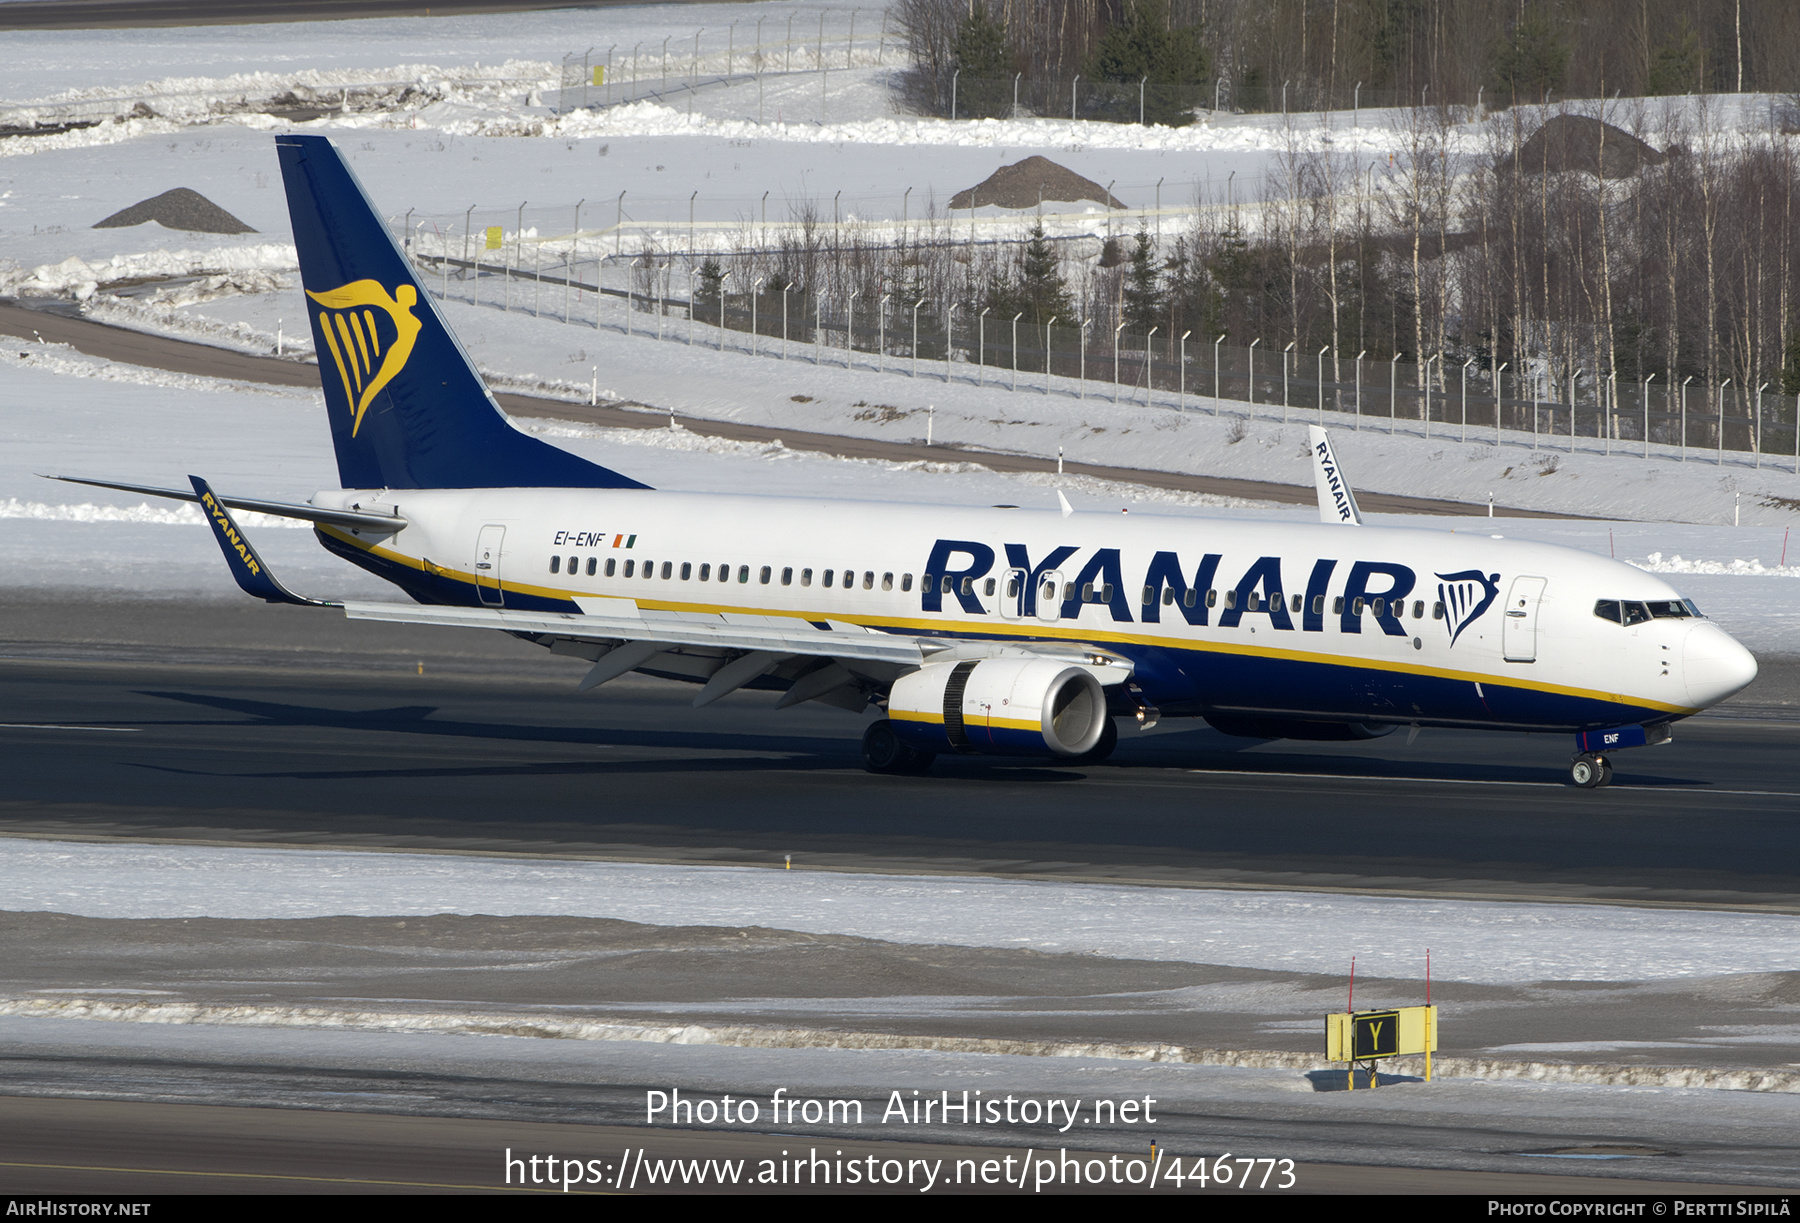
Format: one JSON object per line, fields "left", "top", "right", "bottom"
{"left": 5, "top": 838, "right": 1797, "bottom": 987}
{"left": 1, "top": 12, "right": 1798, "bottom": 1133}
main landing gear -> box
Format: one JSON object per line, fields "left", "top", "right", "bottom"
{"left": 1569, "top": 752, "right": 1614, "bottom": 788}
{"left": 861, "top": 719, "right": 935, "bottom": 775}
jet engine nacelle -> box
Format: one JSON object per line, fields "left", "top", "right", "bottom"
{"left": 888, "top": 658, "right": 1108, "bottom": 757}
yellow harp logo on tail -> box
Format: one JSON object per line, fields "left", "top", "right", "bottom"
{"left": 306, "top": 280, "right": 423, "bottom": 436}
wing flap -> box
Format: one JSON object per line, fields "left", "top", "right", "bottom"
{"left": 338, "top": 601, "right": 929, "bottom": 665}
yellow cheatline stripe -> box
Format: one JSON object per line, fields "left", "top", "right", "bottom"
{"left": 317, "top": 530, "right": 1692, "bottom": 715}
{"left": 0, "top": 1159, "right": 608, "bottom": 1193}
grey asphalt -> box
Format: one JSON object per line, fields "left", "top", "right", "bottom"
{"left": 4, "top": 594, "right": 1798, "bottom": 911}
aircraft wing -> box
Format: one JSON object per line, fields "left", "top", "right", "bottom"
{"left": 170, "top": 471, "right": 1131, "bottom": 710}
{"left": 341, "top": 600, "right": 1133, "bottom": 710}
{"left": 343, "top": 600, "right": 927, "bottom": 665}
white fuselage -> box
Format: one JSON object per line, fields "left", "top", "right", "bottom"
{"left": 313, "top": 487, "right": 1758, "bottom": 731}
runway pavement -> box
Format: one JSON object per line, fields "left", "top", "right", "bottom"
{"left": 4, "top": 595, "right": 1797, "bottom": 909}
{"left": 5, "top": 600, "right": 1799, "bottom": 1195}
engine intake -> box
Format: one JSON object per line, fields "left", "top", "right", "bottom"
{"left": 889, "top": 658, "right": 1107, "bottom": 757}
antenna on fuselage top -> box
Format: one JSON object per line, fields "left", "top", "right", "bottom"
{"left": 1307, "top": 425, "right": 1363, "bottom": 526}
{"left": 1056, "top": 489, "right": 1074, "bottom": 518}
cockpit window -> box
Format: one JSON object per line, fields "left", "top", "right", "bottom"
{"left": 1597, "top": 598, "right": 1697, "bottom": 625}
{"left": 1683, "top": 598, "right": 1705, "bottom": 618}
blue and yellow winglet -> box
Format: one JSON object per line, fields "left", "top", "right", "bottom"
{"left": 188, "top": 475, "right": 339, "bottom": 608}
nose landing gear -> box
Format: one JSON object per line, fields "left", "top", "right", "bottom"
{"left": 1570, "top": 752, "right": 1614, "bottom": 788}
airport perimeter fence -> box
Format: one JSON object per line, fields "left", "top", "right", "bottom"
{"left": 554, "top": 9, "right": 892, "bottom": 115}
{"left": 399, "top": 237, "right": 1800, "bottom": 476}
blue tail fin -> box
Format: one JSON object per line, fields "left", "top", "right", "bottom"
{"left": 276, "top": 134, "right": 647, "bottom": 491}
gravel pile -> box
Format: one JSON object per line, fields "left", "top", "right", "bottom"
{"left": 94, "top": 187, "right": 256, "bottom": 234}
{"left": 948, "top": 155, "right": 1124, "bottom": 210}
{"left": 1500, "top": 114, "right": 1667, "bottom": 179}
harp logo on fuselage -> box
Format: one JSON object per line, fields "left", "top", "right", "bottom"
{"left": 307, "top": 279, "right": 423, "bottom": 436}
{"left": 1436, "top": 569, "right": 1501, "bottom": 646}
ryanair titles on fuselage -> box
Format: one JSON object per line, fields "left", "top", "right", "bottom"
{"left": 920, "top": 538, "right": 1501, "bottom": 645}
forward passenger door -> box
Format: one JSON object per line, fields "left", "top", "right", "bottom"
{"left": 1502, "top": 575, "right": 1546, "bottom": 662}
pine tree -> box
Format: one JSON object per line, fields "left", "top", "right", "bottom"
{"left": 1122, "top": 231, "right": 1162, "bottom": 335}
{"left": 952, "top": 6, "right": 1010, "bottom": 118}
{"left": 1085, "top": 0, "right": 1209, "bottom": 126}
{"left": 1646, "top": 17, "right": 1705, "bottom": 96}
{"left": 1489, "top": 7, "right": 1571, "bottom": 105}
{"left": 697, "top": 258, "right": 724, "bottom": 324}
{"left": 1017, "top": 222, "right": 1074, "bottom": 324}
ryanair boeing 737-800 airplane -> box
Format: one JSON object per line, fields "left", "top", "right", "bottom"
{"left": 58, "top": 135, "right": 1758, "bottom": 787}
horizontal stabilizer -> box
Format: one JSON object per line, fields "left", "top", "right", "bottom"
{"left": 47, "top": 475, "right": 407, "bottom": 533}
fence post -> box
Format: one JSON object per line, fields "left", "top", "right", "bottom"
{"left": 1114, "top": 322, "right": 1125, "bottom": 403}
{"left": 1494, "top": 361, "right": 1506, "bottom": 445}
{"left": 1180, "top": 332, "right": 1191, "bottom": 412}
{"left": 1146, "top": 327, "right": 1158, "bottom": 405}
{"left": 1719, "top": 378, "right": 1731, "bottom": 465}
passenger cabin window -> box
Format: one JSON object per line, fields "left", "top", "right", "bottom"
{"left": 1313, "top": 595, "right": 1325, "bottom": 616}
{"left": 587, "top": 558, "right": 598, "bottom": 577}
{"left": 698, "top": 563, "right": 711, "bottom": 581}
{"left": 824, "top": 569, "right": 836, "bottom": 587}
{"left": 718, "top": 563, "right": 729, "bottom": 582}
{"left": 680, "top": 562, "right": 691, "bottom": 580}
{"left": 781, "top": 567, "right": 793, "bottom": 586}
{"left": 902, "top": 574, "right": 914, "bottom": 592}
{"left": 624, "top": 560, "right": 635, "bottom": 578}
{"left": 759, "top": 566, "right": 772, "bottom": 584}
{"left": 801, "top": 568, "right": 813, "bottom": 587}
{"left": 882, "top": 573, "right": 894, "bottom": 591}
{"left": 661, "top": 562, "right": 672, "bottom": 580}
{"left": 606, "top": 558, "right": 617, "bottom": 577}
{"left": 737, "top": 565, "right": 750, "bottom": 583}
{"left": 863, "top": 571, "right": 874, "bottom": 590}
{"left": 549, "top": 556, "right": 561, "bottom": 574}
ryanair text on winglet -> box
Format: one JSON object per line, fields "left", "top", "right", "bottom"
{"left": 200, "top": 490, "right": 260, "bottom": 577}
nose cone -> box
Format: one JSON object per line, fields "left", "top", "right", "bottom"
{"left": 1683, "top": 622, "right": 1759, "bottom": 708}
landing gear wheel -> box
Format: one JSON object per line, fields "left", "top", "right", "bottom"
{"left": 861, "top": 719, "right": 934, "bottom": 775}
{"left": 1064, "top": 716, "right": 1120, "bottom": 766}
{"left": 1570, "top": 752, "right": 1611, "bottom": 788}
